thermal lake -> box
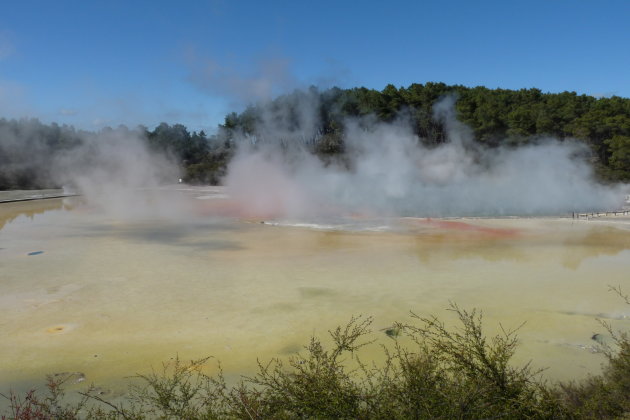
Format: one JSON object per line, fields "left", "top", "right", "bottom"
{"left": 2, "top": 186, "right": 630, "bottom": 398}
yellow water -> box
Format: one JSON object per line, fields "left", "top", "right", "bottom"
{"left": 1, "top": 190, "right": 630, "bottom": 397}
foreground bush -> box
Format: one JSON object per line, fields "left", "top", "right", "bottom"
{"left": 2, "top": 302, "right": 629, "bottom": 419}
{"left": 556, "top": 287, "right": 630, "bottom": 419}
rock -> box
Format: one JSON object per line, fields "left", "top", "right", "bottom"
{"left": 591, "top": 333, "right": 606, "bottom": 345}
{"left": 51, "top": 371, "right": 86, "bottom": 384}
{"left": 384, "top": 326, "right": 401, "bottom": 338}
{"left": 91, "top": 387, "right": 111, "bottom": 396}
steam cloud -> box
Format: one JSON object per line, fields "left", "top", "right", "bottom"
{"left": 225, "top": 95, "right": 626, "bottom": 218}
{"left": 52, "top": 129, "right": 185, "bottom": 220}
{"left": 188, "top": 55, "right": 298, "bottom": 105}
{"left": 1, "top": 92, "right": 625, "bottom": 221}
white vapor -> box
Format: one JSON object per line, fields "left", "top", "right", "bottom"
{"left": 53, "top": 129, "right": 185, "bottom": 220}
{"left": 188, "top": 54, "right": 297, "bottom": 104}
{"left": 224, "top": 96, "right": 626, "bottom": 218}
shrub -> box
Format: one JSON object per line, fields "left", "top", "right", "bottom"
{"left": 3, "top": 300, "right": 630, "bottom": 419}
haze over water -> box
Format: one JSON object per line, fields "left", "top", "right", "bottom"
{"left": 2, "top": 187, "right": 630, "bottom": 399}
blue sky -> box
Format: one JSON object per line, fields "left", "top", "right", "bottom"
{"left": 0, "top": 0, "right": 628, "bottom": 132}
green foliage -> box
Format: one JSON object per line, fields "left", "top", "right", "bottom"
{"left": 0, "top": 373, "right": 90, "bottom": 420}
{"left": 398, "top": 305, "right": 564, "bottom": 418}
{"left": 558, "top": 286, "right": 630, "bottom": 419}
{"left": 1, "top": 83, "right": 630, "bottom": 188}
{"left": 604, "top": 135, "right": 630, "bottom": 180}
{"left": 237, "top": 316, "right": 373, "bottom": 419}
{"left": 0, "top": 118, "right": 85, "bottom": 189}
{"left": 78, "top": 356, "right": 228, "bottom": 420}
{"left": 218, "top": 84, "right": 630, "bottom": 181}
{"left": 183, "top": 148, "right": 233, "bottom": 185}
{"left": 19, "top": 304, "right": 630, "bottom": 419}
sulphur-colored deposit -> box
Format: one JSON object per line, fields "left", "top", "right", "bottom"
{"left": 1, "top": 188, "right": 630, "bottom": 397}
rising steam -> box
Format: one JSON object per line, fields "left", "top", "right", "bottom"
{"left": 52, "top": 128, "right": 186, "bottom": 220}
{"left": 225, "top": 96, "right": 626, "bottom": 218}
{"left": 4, "top": 93, "right": 624, "bottom": 221}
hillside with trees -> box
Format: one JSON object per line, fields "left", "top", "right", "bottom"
{"left": 1, "top": 83, "right": 629, "bottom": 190}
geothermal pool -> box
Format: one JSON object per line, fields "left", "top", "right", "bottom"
{"left": 1, "top": 187, "right": 630, "bottom": 398}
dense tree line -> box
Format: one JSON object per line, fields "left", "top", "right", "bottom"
{"left": 0, "top": 118, "right": 85, "bottom": 189}
{"left": 219, "top": 83, "right": 630, "bottom": 181}
{"left": 0, "top": 119, "right": 233, "bottom": 189}
{"left": 1, "top": 83, "right": 629, "bottom": 190}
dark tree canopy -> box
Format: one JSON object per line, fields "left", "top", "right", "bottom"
{"left": 1, "top": 83, "right": 629, "bottom": 190}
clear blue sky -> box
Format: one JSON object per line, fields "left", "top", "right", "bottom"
{"left": 0, "top": 0, "right": 628, "bottom": 132}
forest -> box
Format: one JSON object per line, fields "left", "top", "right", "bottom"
{"left": 1, "top": 82, "right": 629, "bottom": 190}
